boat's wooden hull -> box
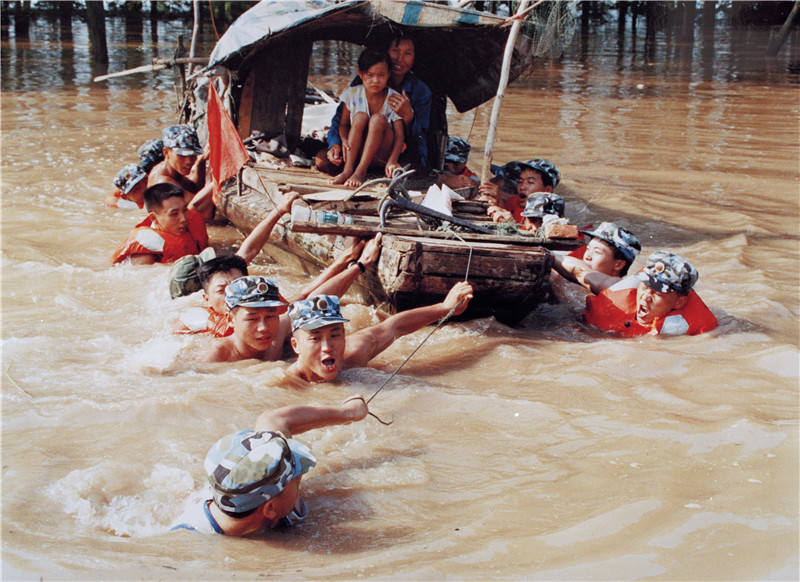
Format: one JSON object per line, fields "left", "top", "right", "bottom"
{"left": 217, "top": 165, "right": 568, "bottom": 323}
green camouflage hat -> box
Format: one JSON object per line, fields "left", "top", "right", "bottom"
{"left": 204, "top": 429, "right": 316, "bottom": 514}
{"left": 168, "top": 247, "right": 216, "bottom": 299}
{"left": 636, "top": 250, "right": 698, "bottom": 294}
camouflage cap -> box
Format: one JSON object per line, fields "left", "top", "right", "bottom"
{"left": 288, "top": 295, "right": 349, "bottom": 332}
{"left": 137, "top": 138, "right": 164, "bottom": 172}
{"left": 444, "top": 137, "right": 471, "bottom": 164}
{"left": 168, "top": 247, "right": 217, "bottom": 299}
{"left": 519, "top": 159, "right": 561, "bottom": 188}
{"left": 162, "top": 125, "right": 203, "bottom": 156}
{"left": 113, "top": 164, "right": 147, "bottom": 194}
{"left": 636, "top": 250, "right": 698, "bottom": 295}
{"left": 225, "top": 276, "right": 287, "bottom": 310}
{"left": 521, "top": 192, "right": 566, "bottom": 218}
{"left": 582, "top": 221, "right": 642, "bottom": 264}
{"left": 489, "top": 161, "right": 521, "bottom": 187}
{"left": 490, "top": 158, "right": 561, "bottom": 189}
{"left": 204, "top": 429, "right": 316, "bottom": 514}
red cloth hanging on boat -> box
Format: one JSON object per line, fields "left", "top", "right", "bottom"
{"left": 207, "top": 81, "right": 248, "bottom": 199}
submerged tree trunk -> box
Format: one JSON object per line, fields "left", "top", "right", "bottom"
{"left": 14, "top": 0, "right": 31, "bottom": 39}
{"left": 645, "top": 2, "right": 658, "bottom": 60}
{"left": 702, "top": 0, "right": 716, "bottom": 36}
{"left": 86, "top": 0, "right": 108, "bottom": 65}
{"left": 580, "top": 1, "right": 591, "bottom": 56}
{"left": 122, "top": 0, "right": 143, "bottom": 43}
{"left": 678, "top": 1, "right": 696, "bottom": 62}
{"left": 58, "top": 1, "right": 73, "bottom": 31}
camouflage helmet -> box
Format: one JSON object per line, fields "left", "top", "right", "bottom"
{"left": 205, "top": 430, "right": 316, "bottom": 514}
{"left": 225, "top": 276, "right": 286, "bottom": 310}
{"left": 137, "top": 138, "right": 165, "bottom": 172}
{"left": 636, "top": 251, "right": 699, "bottom": 295}
{"left": 162, "top": 125, "right": 203, "bottom": 156}
{"left": 288, "top": 295, "right": 349, "bottom": 332}
{"left": 444, "top": 137, "right": 471, "bottom": 164}
{"left": 113, "top": 164, "right": 147, "bottom": 194}
{"left": 490, "top": 158, "right": 561, "bottom": 189}
{"left": 167, "top": 247, "right": 216, "bottom": 299}
{"left": 518, "top": 159, "right": 561, "bottom": 188}
{"left": 581, "top": 222, "right": 641, "bottom": 264}
{"left": 521, "top": 193, "right": 566, "bottom": 218}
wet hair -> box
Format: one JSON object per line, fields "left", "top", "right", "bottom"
{"left": 387, "top": 31, "right": 415, "bottom": 50}
{"left": 357, "top": 47, "right": 392, "bottom": 74}
{"left": 143, "top": 182, "right": 184, "bottom": 211}
{"left": 197, "top": 254, "right": 248, "bottom": 291}
{"left": 614, "top": 247, "right": 633, "bottom": 276}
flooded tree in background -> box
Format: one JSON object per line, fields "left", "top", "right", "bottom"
{"left": 12, "top": 0, "right": 30, "bottom": 38}
{"left": 86, "top": 0, "right": 108, "bottom": 65}
{"left": 1, "top": 1, "right": 797, "bottom": 61}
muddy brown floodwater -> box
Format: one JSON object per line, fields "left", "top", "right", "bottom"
{"left": 2, "top": 12, "right": 798, "bottom": 582}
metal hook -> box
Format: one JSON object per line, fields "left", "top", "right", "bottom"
{"left": 368, "top": 411, "right": 394, "bottom": 426}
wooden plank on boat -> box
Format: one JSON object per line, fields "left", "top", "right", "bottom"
{"left": 238, "top": 69, "right": 255, "bottom": 140}
{"left": 290, "top": 220, "right": 582, "bottom": 250}
{"left": 284, "top": 40, "right": 312, "bottom": 148}
{"left": 253, "top": 48, "right": 289, "bottom": 138}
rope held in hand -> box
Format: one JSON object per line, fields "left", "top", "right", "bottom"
{"left": 364, "top": 231, "right": 474, "bottom": 424}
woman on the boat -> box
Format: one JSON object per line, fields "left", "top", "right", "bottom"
{"left": 316, "top": 35, "right": 432, "bottom": 175}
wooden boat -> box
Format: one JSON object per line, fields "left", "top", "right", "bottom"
{"left": 191, "top": 0, "right": 581, "bottom": 323}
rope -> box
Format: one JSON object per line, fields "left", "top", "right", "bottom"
{"left": 208, "top": 0, "right": 220, "bottom": 40}
{"left": 364, "top": 228, "right": 474, "bottom": 422}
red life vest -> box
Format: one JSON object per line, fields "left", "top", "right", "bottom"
{"left": 569, "top": 244, "right": 587, "bottom": 260}
{"left": 112, "top": 210, "right": 209, "bottom": 265}
{"left": 504, "top": 195, "right": 527, "bottom": 224}
{"left": 583, "top": 276, "right": 717, "bottom": 336}
{"left": 565, "top": 226, "right": 594, "bottom": 259}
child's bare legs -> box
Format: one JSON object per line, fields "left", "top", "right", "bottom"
{"left": 330, "top": 112, "right": 368, "bottom": 186}
{"left": 344, "top": 114, "right": 393, "bottom": 188}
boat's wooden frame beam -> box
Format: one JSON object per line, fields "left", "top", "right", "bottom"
{"left": 237, "top": 38, "right": 313, "bottom": 147}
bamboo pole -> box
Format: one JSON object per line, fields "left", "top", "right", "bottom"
{"left": 189, "top": 0, "right": 201, "bottom": 74}
{"left": 480, "top": 0, "right": 531, "bottom": 183}
{"left": 93, "top": 57, "right": 208, "bottom": 82}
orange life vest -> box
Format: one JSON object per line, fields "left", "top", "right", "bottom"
{"left": 583, "top": 276, "right": 717, "bottom": 336}
{"left": 176, "top": 306, "right": 233, "bottom": 337}
{"left": 112, "top": 210, "right": 209, "bottom": 265}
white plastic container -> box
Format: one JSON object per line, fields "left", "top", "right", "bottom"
{"left": 291, "top": 205, "right": 353, "bottom": 225}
